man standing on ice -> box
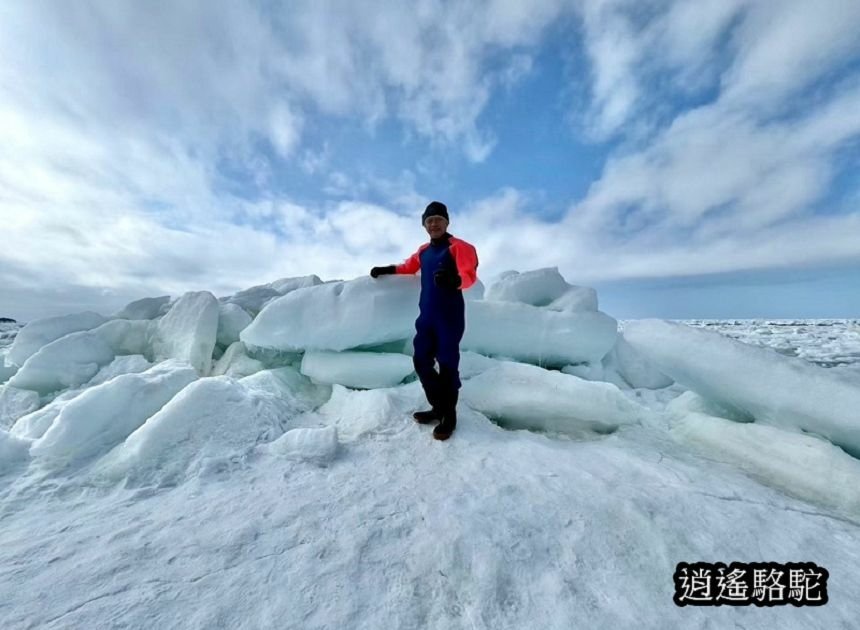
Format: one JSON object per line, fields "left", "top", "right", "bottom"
{"left": 370, "top": 201, "right": 479, "bottom": 441}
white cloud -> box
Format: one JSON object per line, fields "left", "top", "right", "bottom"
{"left": 658, "top": 0, "right": 746, "bottom": 85}
{"left": 299, "top": 143, "right": 332, "bottom": 175}
{"left": 268, "top": 0, "right": 566, "bottom": 159}
{"left": 499, "top": 54, "right": 534, "bottom": 90}
{"left": 269, "top": 104, "right": 304, "bottom": 158}
{"left": 721, "top": 0, "right": 860, "bottom": 108}
{"left": 575, "top": 0, "right": 860, "bottom": 138}
{"left": 1, "top": 0, "right": 859, "bottom": 319}
{"left": 0, "top": 0, "right": 570, "bottom": 318}
{"left": 579, "top": 0, "right": 644, "bottom": 138}
{"left": 561, "top": 0, "right": 860, "bottom": 283}
{"left": 0, "top": 195, "right": 426, "bottom": 319}
{"left": 564, "top": 82, "right": 860, "bottom": 272}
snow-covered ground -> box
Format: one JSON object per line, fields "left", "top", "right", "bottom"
{"left": 1, "top": 271, "right": 859, "bottom": 629}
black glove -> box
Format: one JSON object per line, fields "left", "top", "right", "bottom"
{"left": 370, "top": 265, "right": 396, "bottom": 278}
{"left": 434, "top": 268, "right": 461, "bottom": 289}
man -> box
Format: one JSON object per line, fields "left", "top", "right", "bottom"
{"left": 370, "top": 201, "right": 479, "bottom": 440}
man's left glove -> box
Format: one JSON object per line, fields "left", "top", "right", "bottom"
{"left": 433, "top": 268, "right": 461, "bottom": 289}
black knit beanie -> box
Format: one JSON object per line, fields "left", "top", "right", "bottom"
{"left": 422, "top": 201, "right": 449, "bottom": 224}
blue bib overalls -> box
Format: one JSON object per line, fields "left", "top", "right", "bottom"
{"left": 412, "top": 238, "right": 466, "bottom": 409}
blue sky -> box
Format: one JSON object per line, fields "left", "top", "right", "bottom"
{"left": 1, "top": 0, "right": 859, "bottom": 321}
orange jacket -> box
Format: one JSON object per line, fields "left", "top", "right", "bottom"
{"left": 395, "top": 235, "right": 479, "bottom": 290}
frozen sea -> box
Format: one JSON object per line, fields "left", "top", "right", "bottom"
{"left": 1, "top": 307, "right": 859, "bottom": 630}
{"left": 683, "top": 319, "right": 860, "bottom": 387}
{"left": 683, "top": 319, "right": 860, "bottom": 368}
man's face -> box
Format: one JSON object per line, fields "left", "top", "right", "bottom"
{"left": 424, "top": 215, "right": 448, "bottom": 239}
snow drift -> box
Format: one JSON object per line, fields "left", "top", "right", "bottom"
{"left": 1, "top": 267, "right": 859, "bottom": 629}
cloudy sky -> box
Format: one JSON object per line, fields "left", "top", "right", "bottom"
{"left": 1, "top": 0, "right": 859, "bottom": 321}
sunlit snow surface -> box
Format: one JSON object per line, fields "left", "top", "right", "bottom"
{"left": 1, "top": 313, "right": 860, "bottom": 629}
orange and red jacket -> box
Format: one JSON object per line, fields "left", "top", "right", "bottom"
{"left": 394, "top": 235, "right": 479, "bottom": 290}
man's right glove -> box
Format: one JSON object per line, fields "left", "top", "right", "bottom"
{"left": 370, "top": 265, "right": 396, "bottom": 278}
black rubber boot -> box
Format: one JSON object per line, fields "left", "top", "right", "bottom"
{"left": 433, "top": 390, "right": 458, "bottom": 441}
{"left": 414, "top": 376, "right": 443, "bottom": 424}
{"left": 413, "top": 408, "right": 442, "bottom": 424}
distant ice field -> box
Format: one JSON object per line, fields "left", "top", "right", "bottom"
{"left": 682, "top": 319, "right": 860, "bottom": 367}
